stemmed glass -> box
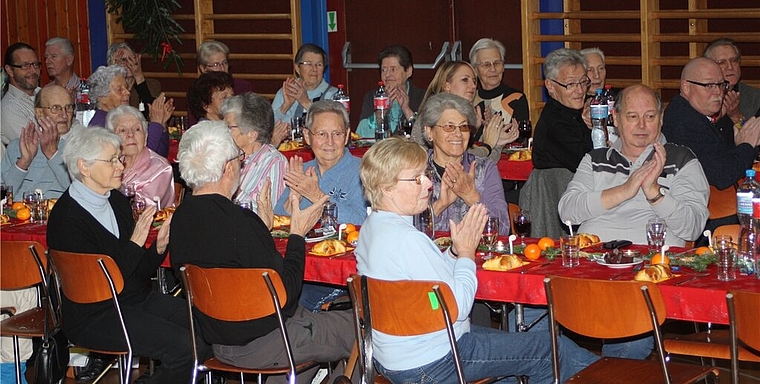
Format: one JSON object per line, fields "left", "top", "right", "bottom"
{"left": 482, "top": 217, "right": 500, "bottom": 260}
{"left": 518, "top": 120, "right": 532, "bottom": 146}
{"left": 513, "top": 209, "right": 531, "bottom": 245}
{"left": 122, "top": 183, "right": 136, "bottom": 204}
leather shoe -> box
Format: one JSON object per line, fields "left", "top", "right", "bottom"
{"left": 75, "top": 354, "right": 112, "bottom": 382}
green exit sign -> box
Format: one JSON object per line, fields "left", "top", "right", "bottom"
{"left": 327, "top": 11, "right": 337, "bottom": 33}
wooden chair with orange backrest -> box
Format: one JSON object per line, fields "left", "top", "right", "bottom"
{"left": 48, "top": 250, "right": 134, "bottom": 383}
{"left": 708, "top": 185, "right": 737, "bottom": 220}
{"left": 508, "top": 202, "right": 521, "bottom": 235}
{"left": 713, "top": 224, "right": 741, "bottom": 241}
{"left": 727, "top": 290, "right": 760, "bottom": 384}
{"left": 544, "top": 276, "right": 719, "bottom": 384}
{"left": 180, "top": 265, "right": 319, "bottom": 384}
{"left": 173, "top": 181, "right": 185, "bottom": 207}
{"left": 0, "top": 241, "right": 50, "bottom": 383}
{"left": 346, "top": 274, "right": 496, "bottom": 384}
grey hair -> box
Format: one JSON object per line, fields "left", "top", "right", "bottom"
{"left": 197, "top": 41, "right": 229, "bottom": 65}
{"left": 468, "top": 38, "right": 506, "bottom": 65}
{"left": 614, "top": 84, "right": 662, "bottom": 115}
{"left": 304, "top": 100, "right": 350, "bottom": 132}
{"left": 418, "top": 93, "right": 477, "bottom": 147}
{"left": 105, "top": 105, "right": 148, "bottom": 133}
{"left": 62, "top": 127, "right": 122, "bottom": 181}
{"left": 220, "top": 92, "right": 274, "bottom": 144}
{"left": 703, "top": 38, "right": 741, "bottom": 61}
{"left": 45, "top": 37, "right": 74, "bottom": 56}
{"left": 579, "top": 47, "right": 606, "bottom": 63}
{"left": 88, "top": 65, "right": 128, "bottom": 101}
{"left": 106, "top": 42, "right": 135, "bottom": 65}
{"left": 543, "top": 48, "right": 587, "bottom": 80}
{"left": 178, "top": 120, "right": 238, "bottom": 190}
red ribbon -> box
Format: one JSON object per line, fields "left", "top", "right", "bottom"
{"left": 160, "top": 42, "right": 173, "bottom": 62}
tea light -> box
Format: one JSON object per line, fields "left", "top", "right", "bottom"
{"left": 494, "top": 240, "right": 506, "bottom": 253}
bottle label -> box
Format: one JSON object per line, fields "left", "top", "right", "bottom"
{"left": 338, "top": 99, "right": 350, "bottom": 112}
{"left": 374, "top": 96, "right": 390, "bottom": 110}
{"left": 738, "top": 192, "right": 754, "bottom": 216}
{"left": 590, "top": 104, "right": 607, "bottom": 119}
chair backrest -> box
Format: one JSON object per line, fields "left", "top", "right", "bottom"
{"left": 173, "top": 181, "right": 185, "bottom": 206}
{"left": 48, "top": 250, "right": 124, "bottom": 304}
{"left": 708, "top": 185, "right": 737, "bottom": 220}
{"left": 0, "top": 241, "right": 47, "bottom": 290}
{"left": 728, "top": 289, "right": 760, "bottom": 384}
{"left": 544, "top": 276, "right": 665, "bottom": 339}
{"left": 508, "top": 202, "right": 520, "bottom": 235}
{"left": 181, "top": 265, "right": 287, "bottom": 322}
{"left": 714, "top": 224, "right": 741, "bottom": 241}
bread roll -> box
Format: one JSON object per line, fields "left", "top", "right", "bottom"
{"left": 311, "top": 239, "right": 347, "bottom": 255}
{"left": 483, "top": 254, "right": 525, "bottom": 271}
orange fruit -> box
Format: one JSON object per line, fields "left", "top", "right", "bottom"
{"left": 537, "top": 237, "right": 555, "bottom": 251}
{"left": 16, "top": 207, "right": 31, "bottom": 221}
{"left": 346, "top": 230, "right": 359, "bottom": 245}
{"left": 651, "top": 252, "right": 670, "bottom": 265}
{"left": 524, "top": 244, "right": 542, "bottom": 261}
{"left": 343, "top": 223, "right": 357, "bottom": 234}
{"left": 695, "top": 246, "right": 712, "bottom": 255}
{"left": 11, "top": 202, "right": 25, "bottom": 211}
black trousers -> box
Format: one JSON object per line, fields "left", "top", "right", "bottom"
{"left": 69, "top": 291, "right": 210, "bottom": 384}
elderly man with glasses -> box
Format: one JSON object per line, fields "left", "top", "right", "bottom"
{"left": 703, "top": 38, "right": 760, "bottom": 124}
{"left": 1, "top": 84, "right": 80, "bottom": 198}
{"left": 2, "top": 43, "right": 41, "bottom": 145}
{"left": 520, "top": 48, "right": 593, "bottom": 239}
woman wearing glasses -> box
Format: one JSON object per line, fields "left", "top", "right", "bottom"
{"left": 272, "top": 44, "right": 338, "bottom": 125}
{"left": 421, "top": 93, "right": 510, "bottom": 234}
{"left": 520, "top": 48, "right": 593, "bottom": 239}
{"left": 47, "top": 127, "right": 208, "bottom": 384}
{"left": 470, "top": 38, "right": 530, "bottom": 128}
{"left": 87, "top": 65, "right": 173, "bottom": 158}
{"left": 105, "top": 105, "right": 174, "bottom": 208}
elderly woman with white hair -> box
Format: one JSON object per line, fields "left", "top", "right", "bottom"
{"left": 221, "top": 92, "right": 287, "bottom": 208}
{"left": 87, "top": 64, "right": 173, "bottom": 157}
{"left": 106, "top": 42, "right": 162, "bottom": 110}
{"left": 169, "top": 121, "right": 354, "bottom": 382}
{"left": 47, "top": 127, "right": 208, "bottom": 384}
{"left": 469, "top": 38, "right": 530, "bottom": 126}
{"left": 106, "top": 105, "right": 174, "bottom": 208}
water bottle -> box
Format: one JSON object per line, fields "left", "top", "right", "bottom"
{"left": 373, "top": 81, "right": 390, "bottom": 141}
{"left": 76, "top": 78, "right": 96, "bottom": 126}
{"left": 590, "top": 88, "right": 608, "bottom": 149}
{"left": 333, "top": 84, "right": 350, "bottom": 112}
{"left": 738, "top": 198, "right": 760, "bottom": 276}
{"left": 603, "top": 84, "right": 615, "bottom": 127}
{"left": 736, "top": 169, "right": 757, "bottom": 227}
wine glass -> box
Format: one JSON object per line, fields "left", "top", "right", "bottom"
{"left": 518, "top": 120, "right": 532, "bottom": 146}
{"left": 131, "top": 198, "right": 146, "bottom": 221}
{"left": 513, "top": 209, "right": 531, "bottom": 245}
{"left": 122, "top": 183, "right": 136, "bottom": 204}
{"left": 482, "top": 217, "right": 500, "bottom": 260}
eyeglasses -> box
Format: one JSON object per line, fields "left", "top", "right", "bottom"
{"left": 434, "top": 123, "right": 471, "bottom": 133}
{"left": 38, "top": 104, "right": 75, "bottom": 114}
{"left": 715, "top": 57, "right": 740, "bottom": 68}
{"left": 309, "top": 130, "right": 346, "bottom": 141}
{"left": 550, "top": 77, "right": 591, "bottom": 91}
{"left": 8, "top": 62, "right": 42, "bottom": 70}
{"left": 227, "top": 149, "right": 245, "bottom": 163}
{"left": 204, "top": 60, "right": 229, "bottom": 69}
{"left": 298, "top": 61, "right": 324, "bottom": 69}
{"left": 93, "top": 155, "right": 126, "bottom": 166}
{"left": 398, "top": 174, "right": 428, "bottom": 185}
{"left": 476, "top": 60, "right": 504, "bottom": 70}
{"left": 686, "top": 80, "right": 731, "bottom": 92}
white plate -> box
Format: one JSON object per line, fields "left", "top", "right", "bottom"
{"left": 596, "top": 258, "right": 643, "bottom": 269}
{"left": 305, "top": 228, "right": 337, "bottom": 243}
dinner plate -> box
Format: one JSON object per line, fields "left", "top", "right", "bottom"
{"left": 305, "top": 228, "right": 337, "bottom": 243}
{"left": 596, "top": 258, "right": 643, "bottom": 269}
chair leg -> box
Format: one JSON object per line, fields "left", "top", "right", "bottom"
{"left": 12, "top": 336, "right": 21, "bottom": 384}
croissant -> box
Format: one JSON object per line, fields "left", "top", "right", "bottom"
{"left": 634, "top": 264, "right": 673, "bottom": 283}
{"left": 483, "top": 254, "right": 525, "bottom": 271}
{"left": 311, "top": 239, "right": 347, "bottom": 256}
{"left": 272, "top": 215, "right": 291, "bottom": 228}
{"left": 577, "top": 233, "right": 601, "bottom": 248}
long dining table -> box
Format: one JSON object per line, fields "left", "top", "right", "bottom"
{"left": 6, "top": 222, "right": 755, "bottom": 325}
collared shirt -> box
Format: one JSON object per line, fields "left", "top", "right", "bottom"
{"left": 1, "top": 85, "right": 40, "bottom": 145}
{"left": 356, "top": 80, "right": 425, "bottom": 138}
{"left": 532, "top": 97, "right": 592, "bottom": 172}
{"left": 121, "top": 148, "right": 174, "bottom": 208}
{"left": 271, "top": 79, "right": 338, "bottom": 123}
{"left": 235, "top": 143, "right": 287, "bottom": 210}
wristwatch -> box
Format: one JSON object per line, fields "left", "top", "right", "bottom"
{"left": 647, "top": 185, "right": 667, "bottom": 204}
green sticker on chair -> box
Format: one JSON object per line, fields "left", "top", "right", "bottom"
{"left": 428, "top": 292, "right": 439, "bottom": 310}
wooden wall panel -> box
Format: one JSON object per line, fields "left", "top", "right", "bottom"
{"left": 2, "top": 0, "right": 91, "bottom": 84}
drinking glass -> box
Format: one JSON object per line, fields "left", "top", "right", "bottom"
{"left": 413, "top": 205, "right": 435, "bottom": 239}
{"left": 320, "top": 201, "right": 338, "bottom": 233}
{"left": 131, "top": 198, "right": 146, "bottom": 221}
{"left": 513, "top": 209, "right": 531, "bottom": 244}
{"left": 4, "top": 185, "right": 12, "bottom": 207}
{"left": 291, "top": 116, "right": 304, "bottom": 141}
{"left": 1, "top": 182, "right": 7, "bottom": 206}
{"left": 23, "top": 192, "right": 41, "bottom": 222}
{"left": 646, "top": 218, "right": 666, "bottom": 251}
{"left": 397, "top": 115, "right": 414, "bottom": 138}
{"left": 714, "top": 235, "right": 736, "bottom": 281}
{"left": 518, "top": 120, "right": 532, "bottom": 146}
{"left": 122, "top": 183, "right": 136, "bottom": 204}
{"left": 560, "top": 234, "right": 580, "bottom": 267}
{"left": 237, "top": 201, "right": 254, "bottom": 211}
{"left": 482, "top": 217, "right": 500, "bottom": 260}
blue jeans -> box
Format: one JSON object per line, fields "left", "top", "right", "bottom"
{"left": 299, "top": 283, "right": 348, "bottom": 312}
{"left": 374, "top": 325, "right": 599, "bottom": 384}
{"left": 0, "top": 362, "right": 28, "bottom": 384}
{"left": 508, "top": 305, "right": 653, "bottom": 359}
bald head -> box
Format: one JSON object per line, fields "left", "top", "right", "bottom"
{"left": 680, "top": 57, "right": 726, "bottom": 117}
{"left": 35, "top": 84, "right": 74, "bottom": 134}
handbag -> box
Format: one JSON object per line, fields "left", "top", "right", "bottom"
{"left": 33, "top": 249, "right": 70, "bottom": 384}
